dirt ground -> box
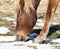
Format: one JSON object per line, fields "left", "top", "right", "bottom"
{"left": 0, "top": 0, "right": 60, "bottom": 23}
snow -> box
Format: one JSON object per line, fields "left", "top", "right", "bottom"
{"left": 56, "top": 31, "right": 60, "bottom": 34}
{"left": 51, "top": 22, "right": 60, "bottom": 25}
{"left": 36, "top": 19, "right": 44, "bottom": 27}
{"left": 2, "top": 17, "right": 15, "bottom": 21}
{"left": 0, "top": 42, "right": 55, "bottom": 49}
{"left": 0, "top": 17, "right": 60, "bottom": 49}
{"left": 0, "top": 36, "right": 60, "bottom": 43}
{"left": 36, "top": 44, "right": 55, "bottom": 49}
{"left": 0, "top": 26, "right": 10, "bottom": 34}
{"left": 0, "top": 43, "right": 33, "bottom": 49}
{"left": 37, "top": 19, "right": 43, "bottom": 23}
{"left": 0, "top": 41, "right": 55, "bottom": 49}
{"left": 0, "top": 36, "right": 60, "bottom": 49}
{"left": 13, "top": 21, "right": 16, "bottom": 26}
{"left": 36, "top": 23, "right": 44, "bottom": 27}
{"left": 53, "top": 44, "right": 60, "bottom": 46}
{"left": 50, "top": 38, "right": 60, "bottom": 43}
{"left": 33, "top": 19, "right": 44, "bottom": 29}
{"left": 0, "top": 36, "right": 16, "bottom": 41}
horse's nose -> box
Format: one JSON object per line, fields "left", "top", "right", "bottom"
{"left": 16, "top": 35, "right": 23, "bottom": 41}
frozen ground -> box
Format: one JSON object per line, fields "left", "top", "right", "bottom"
{"left": 0, "top": 26, "right": 10, "bottom": 34}
{"left": 0, "top": 23, "right": 60, "bottom": 49}
{"left": 0, "top": 36, "right": 60, "bottom": 43}
{"left": 0, "top": 42, "right": 55, "bottom": 49}
{"left": 2, "top": 17, "right": 15, "bottom": 21}
{"left": 0, "top": 36, "right": 60, "bottom": 49}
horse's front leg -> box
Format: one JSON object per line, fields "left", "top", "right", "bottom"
{"left": 34, "top": 0, "right": 59, "bottom": 43}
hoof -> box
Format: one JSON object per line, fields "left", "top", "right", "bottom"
{"left": 33, "top": 37, "right": 47, "bottom": 44}
{"left": 33, "top": 38, "right": 43, "bottom": 44}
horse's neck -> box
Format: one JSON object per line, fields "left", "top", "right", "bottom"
{"left": 34, "top": 0, "right": 41, "bottom": 9}
{"left": 23, "top": 0, "right": 36, "bottom": 14}
{"left": 19, "top": 0, "right": 40, "bottom": 15}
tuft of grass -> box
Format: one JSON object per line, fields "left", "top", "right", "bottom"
{"left": 28, "top": 45, "right": 37, "bottom": 49}
{"left": 55, "top": 46, "right": 60, "bottom": 49}
{"left": 14, "top": 44, "right": 24, "bottom": 46}
{"left": 0, "top": 12, "right": 15, "bottom": 18}
{"left": 0, "top": 18, "right": 15, "bottom": 36}
{"left": 0, "top": 41, "right": 15, "bottom": 43}
{"left": 0, "top": 32, "right": 14, "bottom": 36}
{"left": 47, "top": 33, "right": 60, "bottom": 39}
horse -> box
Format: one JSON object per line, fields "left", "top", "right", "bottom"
{"left": 16, "top": 0, "right": 59, "bottom": 43}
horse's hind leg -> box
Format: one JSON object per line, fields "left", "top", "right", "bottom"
{"left": 34, "top": 0, "right": 59, "bottom": 43}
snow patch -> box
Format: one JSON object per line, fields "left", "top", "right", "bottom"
{"left": 51, "top": 22, "right": 60, "bottom": 25}
{"left": 0, "top": 36, "right": 60, "bottom": 49}
{"left": 50, "top": 38, "right": 60, "bottom": 43}
{"left": 36, "top": 23, "right": 44, "bottom": 27}
{"left": 13, "top": 21, "right": 16, "bottom": 26}
{"left": 0, "top": 43, "right": 33, "bottom": 49}
{"left": 36, "top": 44, "right": 55, "bottom": 49}
{"left": 37, "top": 19, "right": 43, "bottom": 23}
{"left": 2, "top": 17, "right": 15, "bottom": 21}
{"left": 0, "top": 36, "right": 16, "bottom": 41}
{"left": 0, "top": 42, "right": 55, "bottom": 49}
{"left": 53, "top": 44, "right": 60, "bottom": 46}
{"left": 0, "top": 26, "right": 10, "bottom": 34}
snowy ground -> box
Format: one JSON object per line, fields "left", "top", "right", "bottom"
{"left": 0, "top": 41, "right": 55, "bottom": 49}
{"left": 0, "top": 17, "right": 60, "bottom": 49}
{"left": 0, "top": 26, "right": 10, "bottom": 34}
{"left": 0, "top": 36, "right": 60, "bottom": 49}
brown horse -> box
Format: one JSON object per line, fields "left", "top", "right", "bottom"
{"left": 16, "top": 0, "right": 59, "bottom": 43}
